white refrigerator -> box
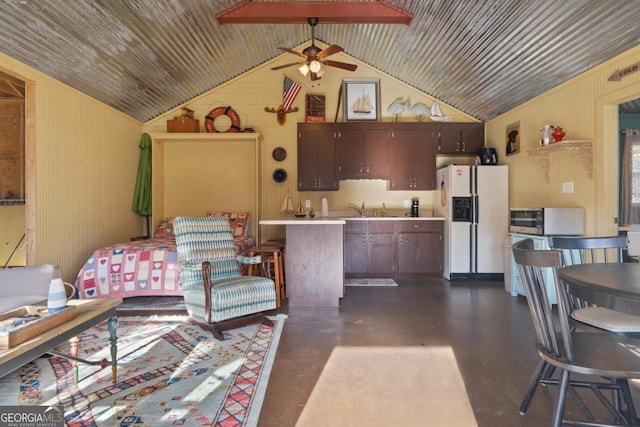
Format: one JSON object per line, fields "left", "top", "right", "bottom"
{"left": 435, "top": 165, "right": 509, "bottom": 280}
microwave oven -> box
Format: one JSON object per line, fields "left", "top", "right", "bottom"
{"left": 509, "top": 208, "right": 584, "bottom": 236}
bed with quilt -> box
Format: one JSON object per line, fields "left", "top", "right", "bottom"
{"left": 74, "top": 213, "right": 254, "bottom": 299}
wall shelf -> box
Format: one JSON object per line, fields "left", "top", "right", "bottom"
{"left": 527, "top": 140, "right": 592, "bottom": 183}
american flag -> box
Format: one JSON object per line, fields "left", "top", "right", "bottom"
{"left": 282, "top": 76, "right": 301, "bottom": 110}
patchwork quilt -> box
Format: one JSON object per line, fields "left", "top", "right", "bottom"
{"left": 74, "top": 236, "right": 254, "bottom": 299}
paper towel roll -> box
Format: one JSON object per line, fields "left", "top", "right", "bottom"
{"left": 321, "top": 197, "right": 329, "bottom": 217}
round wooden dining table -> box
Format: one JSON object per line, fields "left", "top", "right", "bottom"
{"left": 558, "top": 263, "right": 640, "bottom": 316}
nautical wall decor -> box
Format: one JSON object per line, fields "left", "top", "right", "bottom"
{"left": 342, "top": 78, "right": 380, "bottom": 122}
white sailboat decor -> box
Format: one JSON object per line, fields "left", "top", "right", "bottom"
{"left": 343, "top": 78, "right": 380, "bottom": 121}
{"left": 429, "top": 101, "right": 452, "bottom": 122}
{"left": 351, "top": 90, "right": 373, "bottom": 114}
{"left": 280, "top": 188, "right": 294, "bottom": 216}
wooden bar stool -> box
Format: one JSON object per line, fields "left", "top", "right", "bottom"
{"left": 263, "top": 240, "right": 286, "bottom": 297}
{"left": 247, "top": 245, "right": 285, "bottom": 307}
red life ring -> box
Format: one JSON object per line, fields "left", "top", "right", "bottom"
{"left": 205, "top": 106, "right": 241, "bottom": 133}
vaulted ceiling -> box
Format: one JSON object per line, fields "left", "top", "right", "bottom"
{"left": 0, "top": 1, "right": 639, "bottom": 122}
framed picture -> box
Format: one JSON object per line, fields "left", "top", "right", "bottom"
{"left": 342, "top": 78, "right": 380, "bottom": 121}
{"left": 506, "top": 121, "right": 520, "bottom": 156}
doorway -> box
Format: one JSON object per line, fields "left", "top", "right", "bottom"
{"left": 618, "top": 98, "right": 640, "bottom": 228}
{"left": 0, "top": 70, "right": 26, "bottom": 267}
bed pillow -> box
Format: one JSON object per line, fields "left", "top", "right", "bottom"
{"left": 154, "top": 217, "right": 175, "bottom": 238}
{"left": 206, "top": 211, "right": 250, "bottom": 237}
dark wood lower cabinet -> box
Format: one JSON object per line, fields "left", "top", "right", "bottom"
{"left": 344, "top": 232, "right": 368, "bottom": 274}
{"left": 397, "top": 221, "right": 443, "bottom": 275}
{"left": 344, "top": 220, "right": 443, "bottom": 278}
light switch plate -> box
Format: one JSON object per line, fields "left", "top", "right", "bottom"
{"left": 403, "top": 199, "right": 411, "bottom": 208}
{"left": 562, "top": 182, "right": 574, "bottom": 193}
{"left": 305, "top": 200, "right": 311, "bottom": 208}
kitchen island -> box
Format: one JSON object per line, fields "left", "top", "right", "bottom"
{"left": 260, "top": 218, "right": 346, "bottom": 307}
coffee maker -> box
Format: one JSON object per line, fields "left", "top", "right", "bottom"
{"left": 411, "top": 198, "right": 419, "bottom": 217}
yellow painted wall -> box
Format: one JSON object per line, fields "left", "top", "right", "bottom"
{"left": 0, "top": 51, "right": 144, "bottom": 282}
{"left": 485, "top": 44, "right": 640, "bottom": 237}
{"left": 144, "top": 44, "right": 479, "bottom": 241}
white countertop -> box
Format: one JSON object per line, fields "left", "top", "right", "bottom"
{"left": 260, "top": 216, "right": 445, "bottom": 225}
{"left": 342, "top": 216, "right": 445, "bottom": 221}
{"left": 260, "top": 218, "right": 346, "bottom": 225}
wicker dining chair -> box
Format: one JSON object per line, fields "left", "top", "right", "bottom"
{"left": 173, "top": 216, "right": 277, "bottom": 340}
{"left": 513, "top": 238, "right": 640, "bottom": 426}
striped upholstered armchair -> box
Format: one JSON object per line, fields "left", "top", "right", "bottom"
{"left": 173, "top": 216, "right": 277, "bottom": 340}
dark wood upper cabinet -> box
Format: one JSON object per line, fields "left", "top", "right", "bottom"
{"left": 436, "top": 122, "right": 484, "bottom": 155}
{"left": 338, "top": 127, "right": 390, "bottom": 180}
{"left": 389, "top": 127, "right": 436, "bottom": 191}
{"left": 297, "top": 121, "right": 482, "bottom": 191}
{"left": 297, "top": 124, "right": 339, "bottom": 191}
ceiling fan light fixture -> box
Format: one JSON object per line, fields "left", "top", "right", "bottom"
{"left": 309, "top": 60, "right": 322, "bottom": 73}
{"left": 298, "top": 63, "right": 310, "bottom": 76}
{"left": 315, "top": 68, "right": 326, "bottom": 78}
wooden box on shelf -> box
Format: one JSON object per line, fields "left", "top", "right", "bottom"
{"left": 0, "top": 305, "right": 76, "bottom": 349}
{"left": 167, "top": 118, "right": 200, "bottom": 133}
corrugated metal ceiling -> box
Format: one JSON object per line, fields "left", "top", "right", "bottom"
{"left": 0, "top": 0, "right": 638, "bottom": 122}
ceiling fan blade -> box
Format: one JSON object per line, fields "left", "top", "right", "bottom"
{"left": 317, "top": 44, "right": 344, "bottom": 59}
{"left": 311, "top": 72, "right": 321, "bottom": 81}
{"left": 277, "top": 47, "right": 306, "bottom": 58}
{"left": 322, "top": 60, "right": 358, "bottom": 72}
{"left": 271, "top": 61, "right": 306, "bottom": 70}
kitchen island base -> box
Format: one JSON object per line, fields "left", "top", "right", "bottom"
{"left": 260, "top": 219, "right": 344, "bottom": 307}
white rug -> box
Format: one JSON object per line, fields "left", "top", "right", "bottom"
{"left": 344, "top": 278, "right": 398, "bottom": 287}
{"left": 296, "top": 346, "right": 478, "bottom": 427}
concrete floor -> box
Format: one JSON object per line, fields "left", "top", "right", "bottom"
{"left": 257, "top": 278, "right": 617, "bottom": 426}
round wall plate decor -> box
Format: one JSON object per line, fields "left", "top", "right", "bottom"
{"left": 273, "top": 168, "right": 287, "bottom": 183}
{"left": 272, "top": 147, "right": 287, "bottom": 161}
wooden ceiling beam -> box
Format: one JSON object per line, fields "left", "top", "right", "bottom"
{"left": 216, "top": 1, "right": 412, "bottom": 25}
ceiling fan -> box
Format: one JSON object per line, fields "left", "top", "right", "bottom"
{"left": 271, "top": 17, "right": 357, "bottom": 81}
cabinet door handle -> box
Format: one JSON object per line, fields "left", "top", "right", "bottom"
{"left": 366, "top": 163, "right": 370, "bottom": 173}
{"left": 359, "top": 162, "right": 363, "bottom": 173}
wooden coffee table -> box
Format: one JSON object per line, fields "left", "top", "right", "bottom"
{"left": 0, "top": 298, "right": 122, "bottom": 383}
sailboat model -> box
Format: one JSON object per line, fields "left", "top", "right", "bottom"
{"left": 280, "top": 188, "right": 294, "bottom": 216}
{"left": 429, "top": 101, "right": 452, "bottom": 122}
{"left": 351, "top": 91, "right": 373, "bottom": 114}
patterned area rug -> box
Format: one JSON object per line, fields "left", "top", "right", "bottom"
{"left": 0, "top": 315, "right": 285, "bottom": 426}
{"left": 344, "top": 278, "right": 398, "bottom": 287}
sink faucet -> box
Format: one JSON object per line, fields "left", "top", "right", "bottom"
{"left": 349, "top": 203, "right": 366, "bottom": 217}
